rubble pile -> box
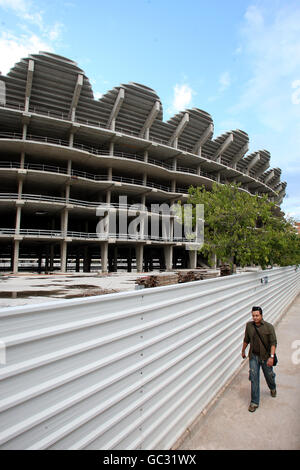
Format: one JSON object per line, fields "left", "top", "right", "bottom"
{"left": 136, "top": 273, "right": 179, "bottom": 288}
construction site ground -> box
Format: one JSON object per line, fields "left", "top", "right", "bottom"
{"left": 0, "top": 268, "right": 221, "bottom": 308}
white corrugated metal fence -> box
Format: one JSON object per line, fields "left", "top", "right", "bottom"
{"left": 0, "top": 266, "right": 299, "bottom": 449}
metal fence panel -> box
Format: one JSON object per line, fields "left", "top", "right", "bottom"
{"left": 0, "top": 266, "right": 299, "bottom": 449}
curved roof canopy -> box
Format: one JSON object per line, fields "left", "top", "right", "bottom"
{"left": 0, "top": 51, "right": 285, "bottom": 199}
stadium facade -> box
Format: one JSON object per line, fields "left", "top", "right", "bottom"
{"left": 0, "top": 52, "right": 286, "bottom": 273}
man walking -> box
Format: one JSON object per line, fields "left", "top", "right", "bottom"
{"left": 241, "top": 306, "right": 277, "bottom": 412}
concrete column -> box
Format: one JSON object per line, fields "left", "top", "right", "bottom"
{"left": 171, "top": 180, "right": 176, "bottom": 192}
{"left": 61, "top": 208, "right": 68, "bottom": 236}
{"left": 140, "top": 213, "right": 146, "bottom": 240}
{"left": 189, "top": 250, "right": 197, "bottom": 269}
{"left": 136, "top": 244, "right": 144, "bottom": 272}
{"left": 13, "top": 240, "right": 20, "bottom": 274}
{"left": 108, "top": 167, "right": 113, "bottom": 180}
{"left": 173, "top": 157, "right": 177, "bottom": 171}
{"left": 15, "top": 205, "right": 22, "bottom": 234}
{"left": 60, "top": 241, "right": 67, "bottom": 273}
{"left": 17, "top": 178, "right": 23, "bottom": 198}
{"left": 67, "top": 160, "right": 72, "bottom": 175}
{"left": 109, "top": 141, "right": 114, "bottom": 155}
{"left": 143, "top": 173, "right": 147, "bottom": 186}
{"left": 20, "top": 152, "right": 25, "bottom": 169}
{"left": 106, "top": 190, "right": 111, "bottom": 204}
{"left": 65, "top": 184, "right": 70, "bottom": 203}
{"left": 144, "top": 150, "right": 148, "bottom": 163}
{"left": 22, "top": 123, "right": 27, "bottom": 140}
{"left": 164, "top": 245, "right": 173, "bottom": 271}
{"left": 101, "top": 242, "right": 108, "bottom": 273}
{"left": 69, "top": 132, "right": 74, "bottom": 147}
{"left": 69, "top": 123, "right": 80, "bottom": 147}
{"left": 197, "top": 164, "right": 201, "bottom": 176}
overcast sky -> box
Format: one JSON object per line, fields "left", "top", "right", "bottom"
{"left": 0, "top": 0, "right": 299, "bottom": 220}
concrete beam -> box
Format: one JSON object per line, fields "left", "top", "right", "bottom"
{"left": 264, "top": 170, "right": 275, "bottom": 184}
{"left": 0, "top": 79, "right": 6, "bottom": 106}
{"left": 269, "top": 176, "right": 281, "bottom": 188}
{"left": 231, "top": 143, "right": 249, "bottom": 167}
{"left": 25, "top": 59, "right": 34, "bottom": 112}
{"left": 212, "top": 133, "right": 233, "bottom": 161}
{"left": 255, "top": 161, "right": 270, "bottom": 178}
{"left": 168, "top": 112, "right": 189, "bottom": 147}
{"left": 69, "top": 74, "right": 83, "bottom": 121}
{"left": 107, "top": 87, "right": 125, "bottom": 131}
{"left": 192, "top": 123, "right": 214, "bottom": 155}
{"left": 247, "top": 153, "right": 260, "bottom": 173}
{"left": 139, "top": 100, "right": 160, "bottom": 139}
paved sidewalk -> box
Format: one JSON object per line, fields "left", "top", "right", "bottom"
{"left": 176, "top": 295, "right": 300, "bottom": 450}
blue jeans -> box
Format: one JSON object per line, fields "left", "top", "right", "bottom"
{"left": 249, "top": 354, "right": 276, "bottom": 405}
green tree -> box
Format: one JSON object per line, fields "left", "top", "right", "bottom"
{"left": 187, "top": 183, "right": 300, "bottom": 268}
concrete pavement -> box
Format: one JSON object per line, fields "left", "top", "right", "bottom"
{"left": 175, "top": 295, "right": 300, "bottom": 450}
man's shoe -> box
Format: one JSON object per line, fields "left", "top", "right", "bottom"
{"left": 270, "top": 389, "right": 277, "bottom": 397}
{"left": 248, "top": 403, "right": 259, "bottom": 412}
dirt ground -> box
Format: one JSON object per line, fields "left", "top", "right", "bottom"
{"left": 0, "top": 271, "right": 160, "bottom": 308}
{"left": 0, "top": 267, "right": 253, "bottom": 308}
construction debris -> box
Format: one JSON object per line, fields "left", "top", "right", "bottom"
{"left": 220, "top": 263, "right": 232, "bottom": 276}
{"left": 135, "top": 273, "right": 179, "bottom": 288}
{"left": 135, "top": 269, "right": 219, "bottom": 289}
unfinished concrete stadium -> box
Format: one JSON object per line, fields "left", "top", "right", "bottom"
{"left": 0, "top": 52, "right": 286, "bottom": 273}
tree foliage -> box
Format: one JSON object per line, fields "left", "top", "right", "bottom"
{"left": 187, "top": 183, "right": 300, "bottom": 268}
